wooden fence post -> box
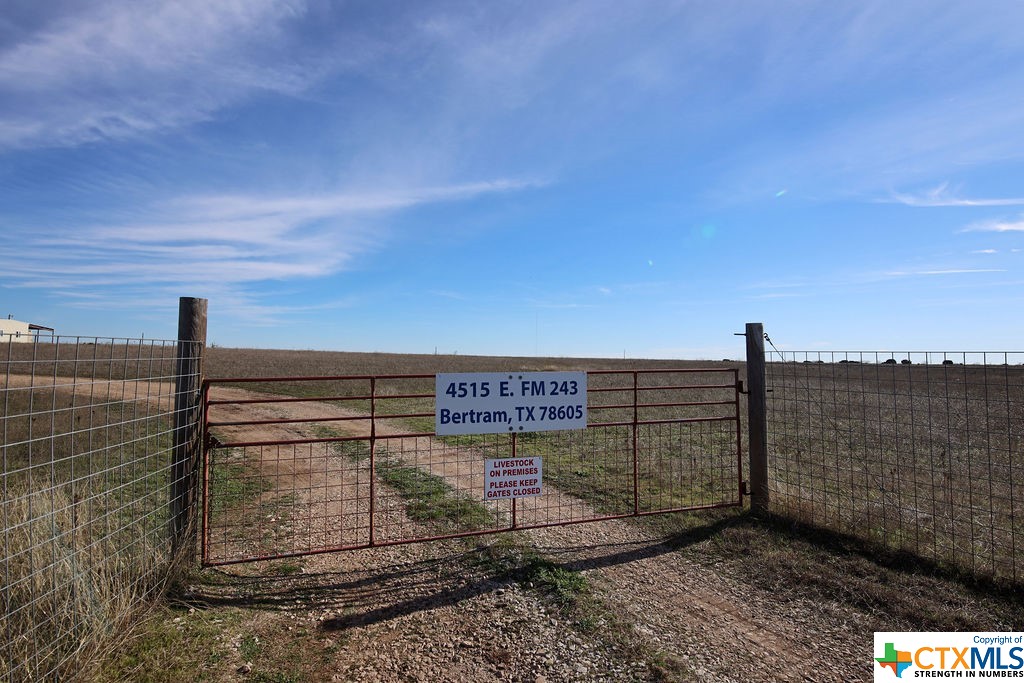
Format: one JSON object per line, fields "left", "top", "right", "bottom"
{"left": 745, "top": 322, "right": 769, "bottom": 515}
{"left": 172, "top": 297, "right": 207, "bottom": 555}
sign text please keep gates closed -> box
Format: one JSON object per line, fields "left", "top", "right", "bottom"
{"left": 484, "top": 457, "right": 542, "bottom": 500}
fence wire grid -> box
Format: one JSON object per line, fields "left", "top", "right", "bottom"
{"left": 202, "top": 369, "right": 743, "bottom": 566}
{"left": 765, "top": 349, "right": 1024, "bottom": 584}
{"left": 1, "top": 334, "right": 201, "bottom": 683}
{"left": 10, "top": 321, "right": 1023, "bottom": 678}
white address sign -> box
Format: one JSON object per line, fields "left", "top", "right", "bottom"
{"left": 435, "top": 371, "right": 587, "bottom": 435}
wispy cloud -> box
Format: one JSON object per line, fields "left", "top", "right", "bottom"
{"left": 885, "top": 268, "right": 1006, "bottom": 277}
{"left": 0, "top": 0, "right": 322, "bottom": 149}
{"left": 0, "top": 180, "right": 535, "bottom": 317}
{"left": 740, "top": 278, "right": 812, "bottom": 291}
{"left": 533, "top": 303, "right": 597, "bottom": 310}
{"left": 428, "top": 290, "right": 468, "bottom": 301}
{"left": 962, "top": 217, "right": 1024, "bottom": 232}
{"left": 524, "top": 297, "right": 598, "bottom": 310}
{"left": 175, "top": 180, "right": 539, "bottom": 224}
{"left": 888, "top": 182, "right": 1024, "bottom": 207}
{"left": 698, "top": 2, "right": 1024, "bottom": 203}
{"left": 747, "top": 292, "right": 804, "bottom": 300}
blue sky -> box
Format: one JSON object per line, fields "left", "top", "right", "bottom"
{"left": 3, "top": 1, "right": 1024, "bottom": 358}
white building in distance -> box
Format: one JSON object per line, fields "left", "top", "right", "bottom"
{"left": 1, "top": 316, "right": 55, "bottom": 342}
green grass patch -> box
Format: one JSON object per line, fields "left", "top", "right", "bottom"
{"left": 312, "top": 425, "right": 371, "bottom": 461}
{"left": 522, "top": 557, "right": 589, "bottom": 609}
{"left": 94, "top": 603, "right": 243, "bottom": 683}
{"left": 208, "top": 450, "right": 277, "bottom": 517}
{"left": 270, "top": 560, "right": 305, "bottom": 576}
{"left": 494, "top": 426, "right": 737, "bottom": 516}
{"left": 250, "top": 673, "right": 304, "bottom": 683}
{"left": 376, "top": 461, "right": 492, "bottom": 531}
{"left": 470, "top": 534, "right": 588, "bottom": 610}
{"left": 395, "top": 413, "right": 436, "bottom": 434}
{"left": 240, "top": 634, "right": 261, "bottom": 662}
{"left": 205, "top": 446, "right": 299, "bottom": 559}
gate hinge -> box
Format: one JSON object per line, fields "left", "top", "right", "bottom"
{"left": 736, "top": 381, "right": 772, "bottom": 395}
{"left": 741, "top": 481, "right": 750, "bottom": 496}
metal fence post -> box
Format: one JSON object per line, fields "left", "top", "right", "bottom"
{"left": 172, "top": 297, "right": 207, "bottom": 555}
{"left": 745, "top": 322, "right": 769, "bottom": 515}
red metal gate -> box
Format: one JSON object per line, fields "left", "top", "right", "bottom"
{"left": 201, "top": 368, "right": 744, "bottom": 566}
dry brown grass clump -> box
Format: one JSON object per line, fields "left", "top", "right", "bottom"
{"left": 3, "top": 342, "right": 186, "bottom": 682}
{"left": 1, "top": 483, "right": 173, "bottom": 682}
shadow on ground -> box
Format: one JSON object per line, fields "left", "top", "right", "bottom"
{"left": 172, "top": 511, "right": 1024, "bottom": 633}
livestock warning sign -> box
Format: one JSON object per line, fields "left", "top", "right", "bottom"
{"left": 484, "top": 457, "right": 543, "bottom": 500}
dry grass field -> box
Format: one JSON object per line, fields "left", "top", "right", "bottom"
{"left": 203, "top": 347, "right": 1024, "bottom": 573}
{"left": 2, "top": 340, "right": 183, "bottom": 682}
{"left": 202, "top": 346, "right": 1024, "bottom": 578}
{"left": 3, "top": 342, "right": 1023, "bottom": 681}
{"left": 196, "top": 349, "right": 1022, "bottom": 674}
{"left": 766, "top": 357, "right": 1024, "bottom": 583}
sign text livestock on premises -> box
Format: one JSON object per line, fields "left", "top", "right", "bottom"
{"left": 484, "top": 457, "right": 543, "bottom": 500}
{"left": 435, "top": 372, "right": 587, "bottom": 435}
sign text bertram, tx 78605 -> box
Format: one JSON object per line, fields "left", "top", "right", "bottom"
{"left": 435, "top": 371, "right": 587, "bottom": 435}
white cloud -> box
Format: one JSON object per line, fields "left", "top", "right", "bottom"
{"left": 535, "top": 304, "right": 596, "bottom": 310}
{"left": 740, "top": 278, "right": 812, "bottom": 291}
{"left": 428, "top": 290, "right": 468, "bottom": 300}
{"left": 889, "top": 182, "right": 1024, "bottom": 207}
{"left": 176, "top": 180, "right": 539, "bottom": 223}
{"left": 962, "top": 217, "right": 1024, "bottom": 232}
{"left": 885, "top": 268, "right": 1006, "bottom": 277}
{"left": 0, "top": 0, "right": 319, "bottom": 149}
{"left": 0, "top": 179, "right": 535, "bottom": 315}
{"left": 747, "top": 292, "right": 804, "bottom": 300}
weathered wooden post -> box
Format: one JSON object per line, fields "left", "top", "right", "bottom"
{"left": 172, "top": 297, "right": 207, "bottom": 555}
{"left": 745, "top": 322, "right": 769, "bottom": 515}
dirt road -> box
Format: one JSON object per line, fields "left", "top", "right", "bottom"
{"left": 195, "top": 387, "right": 870, "bottom": 682}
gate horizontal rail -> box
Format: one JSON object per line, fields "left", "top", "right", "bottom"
{"left": 202, "top": 368, "right": 743, "bottom": 566}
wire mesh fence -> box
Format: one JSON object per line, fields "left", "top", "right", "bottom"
{"left": 202, "top": 369, "right": 743, "bottom": 566}
{"left": 1, "top": 333, "right": 201, "bottom": 683}
{"left": 765, "top": 349, "right": 1024, "bottom": 584}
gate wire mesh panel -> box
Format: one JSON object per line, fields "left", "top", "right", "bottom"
{"left": 202, "top": 369, "right": 742, "bottom": 566}
{"left": 765, "top": 350, "right": 1024, "bottom": 584}
{"left": 1, "top": 335, "right": 193, "bottom": 683}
